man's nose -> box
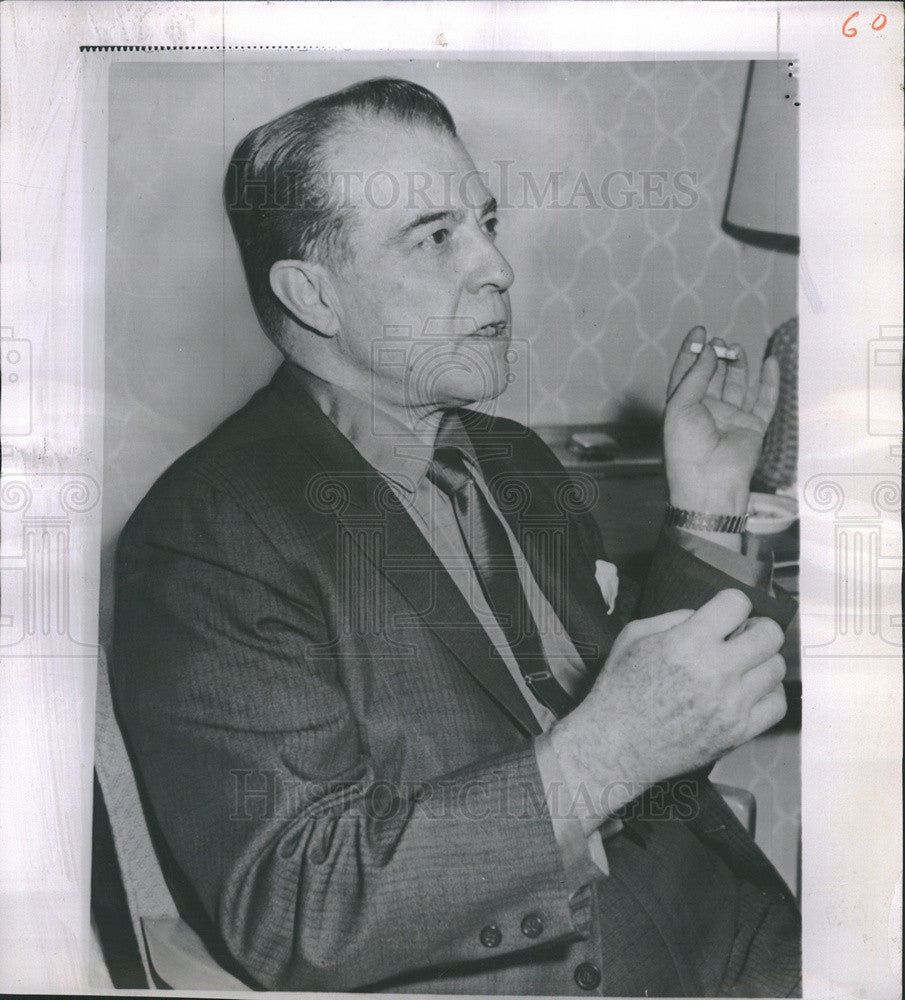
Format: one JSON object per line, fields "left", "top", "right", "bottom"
{"left": 465, "top": 231, "right": 515, "bottom": 295}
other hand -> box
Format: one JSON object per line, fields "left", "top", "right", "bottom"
{"left": 550, "top": 589, "right": 786, "bottom": 830}
{"left": 664, "top": 326, "right": 779, "bottom": 514}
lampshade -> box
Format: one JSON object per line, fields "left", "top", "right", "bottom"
{"left": 722, "top": 60, "right": 799, "bottom": 254}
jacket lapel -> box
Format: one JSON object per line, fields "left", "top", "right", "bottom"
{"left": 268, "top": 366, "right": 541, "bottom": 737}
{"left": 374, "top": 491, "right": 542, "bottom": 736}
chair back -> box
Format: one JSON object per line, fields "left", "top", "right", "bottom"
{"left": 93, "top": 649, "right": 244, "bottom": 989}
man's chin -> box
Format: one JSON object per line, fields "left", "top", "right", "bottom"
{"left": 405, "top": 378, "right": 508, "bottom": 412}
{"left": 404, "top": 346, "right": 510, "bottom": 410}
{"left": 443, "top": 379, "right": 507, "bottom": 410}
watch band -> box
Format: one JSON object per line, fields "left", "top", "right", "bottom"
{"left": 664, "top": 504, "right": 748, "bottom": 534}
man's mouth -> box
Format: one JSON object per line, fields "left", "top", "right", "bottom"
{"left": 471, "top": 321, "right": 509, "bottom": 339}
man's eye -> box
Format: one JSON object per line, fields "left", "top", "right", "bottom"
{"left": 483, "top": 216, "right": 500, "bottom": 238}
{"left": 422, "top": 228, "right": 450, "bottom": 248}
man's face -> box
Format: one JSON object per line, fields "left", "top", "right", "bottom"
{"left": 321, "top": 118, "right": 515, "bottom": 413}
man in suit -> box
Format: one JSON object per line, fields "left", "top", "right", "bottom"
{"left": 112, "top": 78, "right": 800, "bottom": 995}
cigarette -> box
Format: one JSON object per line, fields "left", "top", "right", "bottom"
{"left": 690, "top": 342, "right": 739, "bottom": 361}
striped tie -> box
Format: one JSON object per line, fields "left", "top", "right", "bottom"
{"left": 427, "top": 447, "right": 575, "bottom": 718}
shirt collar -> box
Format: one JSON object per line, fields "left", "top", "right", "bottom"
{"left": 289, "top": 364, "right": 479, "bottom": 496}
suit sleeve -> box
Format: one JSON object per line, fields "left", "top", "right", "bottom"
{"left": 112, "top": 474, "right": 586, "bottom": 991}
{"left": 636, "top": 529, "right": 797, "bottom": 628}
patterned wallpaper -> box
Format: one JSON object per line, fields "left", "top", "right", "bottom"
{"left": 488, "top": 61, "right": 798, "bottom": 425}
{"left": 102, "top": 57, "right": 798, "bottom": 548}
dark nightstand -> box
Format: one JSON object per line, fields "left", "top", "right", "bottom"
{"left": 533, "top": 422, "right": 667, "bottom": 573}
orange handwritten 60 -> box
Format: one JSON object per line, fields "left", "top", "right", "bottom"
{"left": 843, "top": 11, "right": 888, "bottom": 36}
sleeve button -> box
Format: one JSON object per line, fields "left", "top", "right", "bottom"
{"left": 520, "top": 913, "right": 544, "bottom": 938}
{"left": 574, "top": 962, "right": 602, "bottom": 990}
{"left": 479, "top": 924, "right": 502, "bottom": 948}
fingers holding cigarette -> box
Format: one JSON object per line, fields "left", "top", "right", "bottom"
{"left": 667, "top": 326, "right": 739, "bottom": 399}
{"left": 689, "top": 340, "right": 740, "bottom": 362}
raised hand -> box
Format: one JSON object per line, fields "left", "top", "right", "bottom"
{"left": 550, "top": 590, "right": 786, "bottom": 831}
{"left": 664, "top": 326, "right": 779, "bottom": 514}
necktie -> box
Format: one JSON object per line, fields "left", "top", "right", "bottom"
{"left": 427, "top": 446, "right": 575, "bottom": 718}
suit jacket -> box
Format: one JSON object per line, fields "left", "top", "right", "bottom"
{"left": 112, "top": 362, "right": 799, "bottom": 995}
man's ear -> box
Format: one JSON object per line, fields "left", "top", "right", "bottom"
{"left": 269, "top": 260, "right": 341, "bottom": 337}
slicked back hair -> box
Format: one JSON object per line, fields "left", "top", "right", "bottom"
{"left": 224, "top": 77, "right": 458, "bottom": 344}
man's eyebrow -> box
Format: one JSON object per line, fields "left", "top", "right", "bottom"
{"left": 392, "top": 197, "right": 498, "bottom": 243}
{"left": 394, "top": 209, "right": 459, "bottom": 241}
